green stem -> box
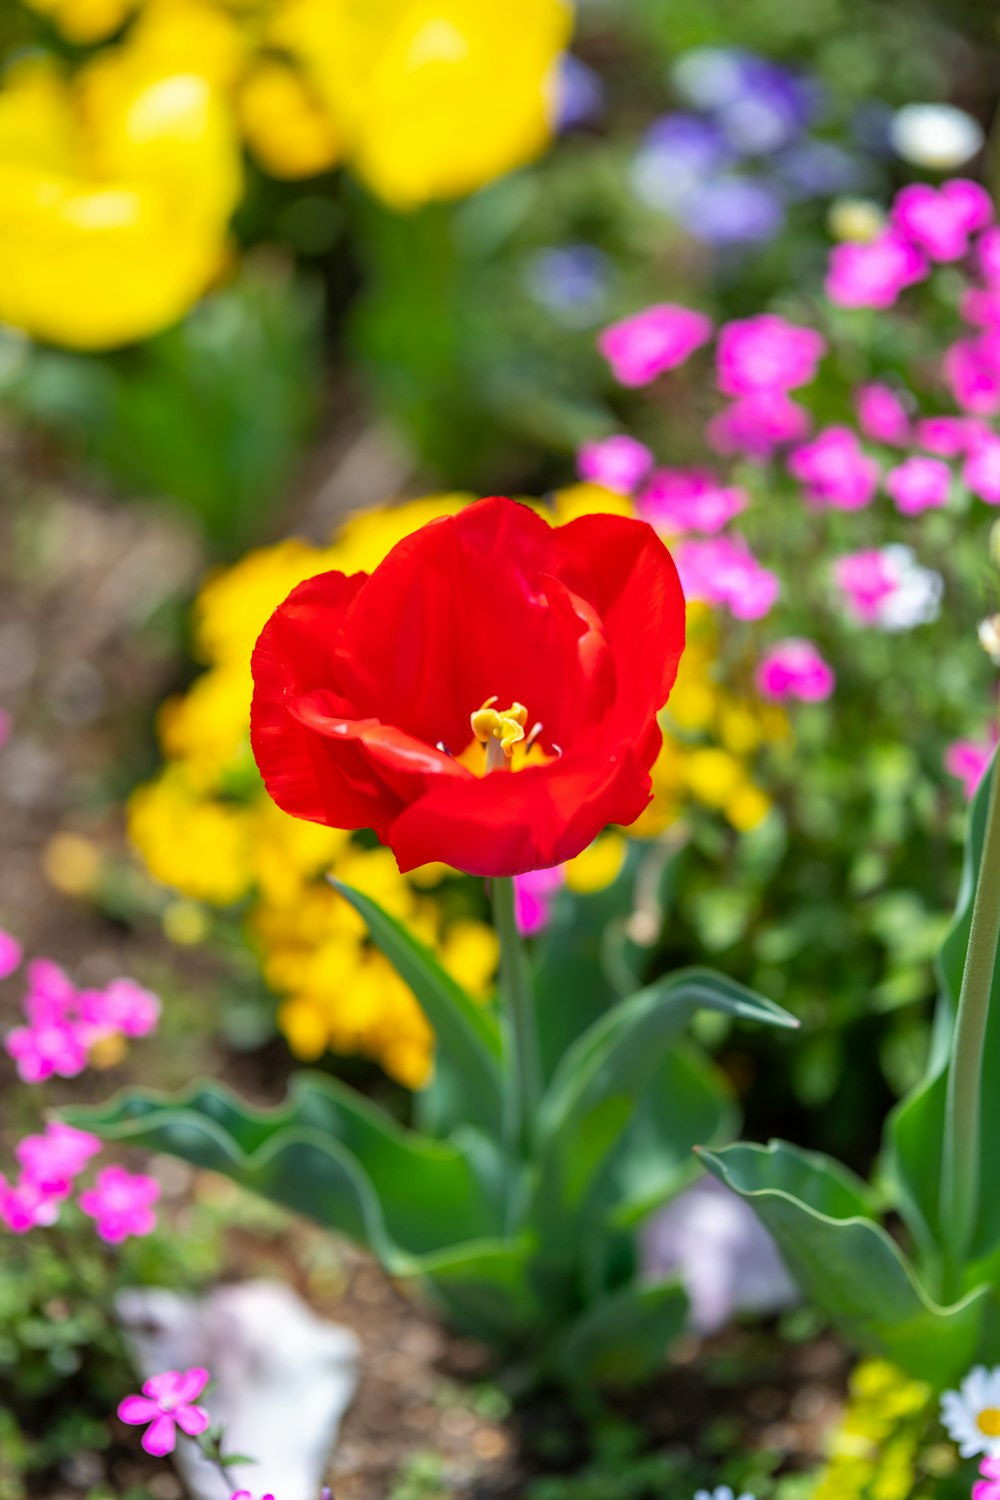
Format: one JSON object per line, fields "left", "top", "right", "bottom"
{"left": 492, "top": 876, "right": 542, "bottom": 1153}
{"left": 940, "top": 757, "right": 1000, "bottom": 1296}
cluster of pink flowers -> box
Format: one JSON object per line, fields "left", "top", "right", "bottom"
{"left": 639, "top": 469, "right": 748, "bottom": 535}
{"left": 755, "top": 640, "right": 835, "bottom": 703}
{"left": 788, "top": 426, "right": 880, "bottom": 510}
{"left": 2, "top": 944, "right": 160, "bottom": 1084}
{"left": 707, "top": 390, "right": 811, "bottom": 461}
{"left": 0, "top": 1119, "right": 159, "bottom": 1242}
{"left": 674, "top": 535, "right": 779, "bottom": 621}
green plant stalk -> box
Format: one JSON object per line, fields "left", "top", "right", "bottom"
{"left": 940, "top": 759, "right": 1000, "bottom": 1296}
{"left": 492, "top": 875, "right": 542, "bottom": 1154}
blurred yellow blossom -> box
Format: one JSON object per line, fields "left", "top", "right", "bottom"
{"left": 0, "top": 52, "right": 241, "bottom": 349}
{"left": 814, "top": 1360, "right": 935, "bottom": 1500}
{"left": 22, "top": 0, "right": 139, "bottom": 44}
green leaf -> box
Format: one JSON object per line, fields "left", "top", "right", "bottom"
{"left": 330, "top": 878, "right": 503, "bottom": 1135}
{"left": 532, "top": 968, "right": 796, "bottom": 1232}
{"left": 418, "top": 1235, "right": 542, "bottom": 1346}
{"left": 700, "top": 1140, "right": 991, "bottom": 1386}
{"left": 542, "top": 1276, "right": 688, "bottom": 1388}
{"left": 64, "top": 1073, "right": 501, "bottom": 1257}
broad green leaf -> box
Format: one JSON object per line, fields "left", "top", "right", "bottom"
{"left": 700, "top": 1141, "right": 990, "bottom": 1386}
{"left": 532, "top": 968, "right": 796, "bottom": 1232}
{"left": 65, "top": 1073, "right": 501, "bottom": 1255}
{"left": 331, "top": 879, "right": 503, "bottom": 1134}
{"left": 419, "top": 1235, "right": 542, "bottom": 1346}
{"left": 541, "top": 1275, "right": 688, "bottom": 1388}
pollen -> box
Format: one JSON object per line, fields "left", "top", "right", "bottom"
{"left": 471, "top": 698, "right": 528, "bottom": 771}
{"left": 978, "top": 1408, "right": 1000, "bottom": 1436}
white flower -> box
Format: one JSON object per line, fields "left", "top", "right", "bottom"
{"left": 941, "top": 1365, "right": 1000, "bottom": 1458}
{"left": 890, "top": 103, "right": 984, "bottom": 170}
{"left": 877, "top": 545, "right": 943, "bottom": 632}
{"left": 693, "top": 1488, "right": 756, "bottom": 1500}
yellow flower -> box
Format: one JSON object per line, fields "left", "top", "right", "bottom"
{"left": 271, "top": 0, "right": 572, "bottom": 208}
{"left": 814, "top": 1360, "right": 933, "bottom": 1500}
{"left": 565, "top": 832, "right": 626, "bottom": 894}
{"left": 239, "top": 57, "right": 341, "bottom": 178}
{"left": 21, "top": 0, "right": 139, "bottom": 44}
{"left": 0, "top": 53, "right": 241, "bottom": 349}
{"left": 128, "top": 767, "right": 252, "bottom": 904}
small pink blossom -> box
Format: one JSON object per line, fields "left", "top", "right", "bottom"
{"left": 963, "top": 434, "right": 1000, "bottom": 504}
{"left": 79, "top": 979, "right": 161, "bottom": 1041}
{"left": 15, "top": 1123, "right": 101, "bottom": 1195}
{"left": 974, "top": 1455, "right": 1000, "bottom": 1500}
{"left": 825, "top": 231, "right": 927, "bottom": 309}
{"left": 231, "top": 1493, "right": 277, "bottom": 1500}
{"left": 945, "top": 736, "right": 996, "bottom": 800}
{"left": 79, "top": 1165, "right": 159, "bottom": 1243}
{"left": 788, "top": 427, "right": 880, "bottom": 510}
{"left": 915, "top": 415, "right": 976, "bottom": 456}
{"left": 756, "top": 639, "right": 835, "bottom": 703}
{"left": 674, "top": 535, "right": 779, "bottom": 620}
{"left": 885, "top": 455, "right": 951, "bottom": 515}
{"left": 891, "top": 179, "right": 993, "bottom": 262}
{"left": 514, "top": 866, "right": 566, "bottom": 936}
{"left": 576, "top": 435, "right": 654, "bottom": 494}
{"left": 832, "top": 549, "right": 899, "bottom": 625}
{"left": 598, "top": 303, "right": 712, "bottom": 387}
{"left": 943, "top": 337, "right": 1000, "bottom": 415}
{"left": 0, "top": 930, "right": 22, "bottom": 982}
{"left": 0, "top": 1173, "right": 62, "bottom": 1233}
{"left": 639, "top": 468, "right": 748, "bottom": 535}
{"left": 716, "top": 314, "right": 825, "bottom": 397}
{"left": 6, "top": 1020, "right": 87, "bottom": 1084}
{"left": 24, "top": 960, "right": 77, "bottom": 1025}
{"left": 978, "top": 227, "right": 1000, "bottom": 284}
{"left": 962, "top": 287, "right": 1000, "bottom": 329}
{"left": 118, "top": 1367, "right": 210, "bottom": 1456}
{"left": 855, "top": 383, "right": 911, "bottom": 446}
{"left": 706, "top": 392, "right": 811, "bottom": 461}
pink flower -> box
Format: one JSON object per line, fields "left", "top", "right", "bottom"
{"left": 945, "top": 736, "right": 996, "bottom": 800}
{"left": 963, "top": 434, "right": 1000, "bottom": 504}
{"left": 788, "top": 427, "right": 880, "bottom": 510}
{"left": 639, "top": 468, "right": 748, "bottom": 535}
{"left": 15, "top": 1123, "right": 101, "bottom": 1195}
{"left": 5, "top": 1020, "right": 87, "bottom": 1083}
{"left": 23, "top": 960, "right": 77, "bottom": 1025}
{"left": 855, "top": 383, "right": 911, "bottom": 446}
{"left": 962, "top": 287, "right": 1000, "bottom": 329}
{"left": 598, "top": 303, "right": 713, "bottom": 387}
{"left": 79, "top": 1165, "right": 159, "bottom": 1243}
{"left": 974, "top": 1455, "right": 1000, "bottom": 1500}
{"left": 576, "top": 435, "right": 654, "bottom": 494}
{"left": 0, "top": 930, "right": 22, "bottom": 982}
{"left": 706, "top": 392, "right": 811, "bottom": 461}
{"left": 716, "top": 314, "right": 825, "bottom": 396}
{"left": 79, "top": 979, "right": 161, "bottom": 1040}
{"left": 756, "top": 639, "right": 835, "bottom": 703}
{"left": 231, "top": 1493, "right": 276, "bottom": 1500}
{"left": 0, "top": 1173, "right": 62, "bottom": 1233}
{"left": 832, "top": 549, "right": 898, "bottom": 625}
{"left": 514, "top": 866, "right": 566, "bottom": 936}
{"left": 885, "top": 455, "right": 951, "bottom": 515}
{"left": 675, "top": 535, "right": 779, "bottom": 620}
{"left": 891, "top": 179, "right": 993, "bottom": 261}
{"left": 943, "top": 337, "right": 1000, "bottom": 415}
{"left": 915, "top": 415, "right": 976, "bottom": 456}
{"left": 118, "top": 1367, "right": 210, "bottom": 1456}
{"left": 979, "top": 228, "right": 1000, "bottom": 284}
{"left": 825, "top": 230, "right": 927, "bottom": 309}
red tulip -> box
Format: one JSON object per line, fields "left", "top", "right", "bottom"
{"left": 250, "top": 496, "right": 685, "bottom": 877}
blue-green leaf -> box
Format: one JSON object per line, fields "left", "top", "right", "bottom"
{"left": 541, "top": 1275, "right": 688, "bottom": 1388}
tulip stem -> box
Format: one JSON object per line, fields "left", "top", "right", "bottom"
{"left": 940, "top": 755, "right": 1000, "bottom": 1297}
{"left": 492, "top": 876, "right": 542, "bottom": 1153}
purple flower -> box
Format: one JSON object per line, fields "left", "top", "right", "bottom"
{"left": 707, "top": 391, "right": 811, "bottom": 460}
{"left": 79, "top": 1165, "right": 159, "bottom": 1243}
{"left": 576, "top": 435, "right": 654, "bottom": 495}
{"left": 513, "top": 866, "right": 566, "bottom": 936}
{"left": 524, "top": 246, "right": 609, "bottom": 326}
{"left": 675, "top": 535, "right": 779, "bottom": 620}
{"left": 15, "top": 1123, "right": 101, "bottom": 1195}
{"left": 681, "top": 175, "right": 785, "bottom": 246}
{"left": 554, "top": 55, "right": 605, "bottom": 132}
{"left": 673, "top": 48, "right": 814, "bottom": 153}
{"left": 756, "top": 639, "right": 835, "bottom": 702}
{"left": 885, "top": 455, "right": 951, "bottom": 515}
{"left": 891, "top": 179, "right": 993, "bottom": 262}
{"left": 717, "top": 314, "right": 825, "bottom": 396}
{"left": 825, "top": 230, "right": 927, "bottom": 309}
{"left": 598, "top": 304, "right": 712, "bottom": 387}
{"left": 118, "top": 1367, "right": 210, "bottom": 1456}
{"left": 788, "top": 426, "right": 880, "bottom": 510}
{"left": 0, "top": 930, "right": 22, "bottom": 982}
{"left": 640, "top": 468, "right": 748, "bottom": 535}
{"left": 855, "top": 383, "right": 911, "bottom": 446}
{"left": 775, "top": 139, "right": 864, "bottom": 199}
{"left": 630, "top": 114, "right": 731, "bottom": 214}
{"left": 6, "top": 1020, "right": 87, "bottom": 1084}
{"left": 0, "top": 1173, "right": 62, "bottom": 1233}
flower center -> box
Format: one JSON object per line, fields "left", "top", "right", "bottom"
{"left": 979, "top": 1409, "right": 1000, "bottom": 1437}
{"left": 470, "top": 698, "right": 529, "bottom": 773}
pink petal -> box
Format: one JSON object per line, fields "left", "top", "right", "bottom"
{"left": 141, "top": 1414, "right": 177, "bottom": 1457}
{"left": 171, "top": 1366, "right": 209, "bottom": 1404}
{"left": 175, "top": 1403, "right": 210, "bottom": 1436}
{"left": 118, "top": 1395, "right": 159, "bottom": 1425}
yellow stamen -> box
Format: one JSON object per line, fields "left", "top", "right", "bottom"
{"left": 978, "top": 1409, "right": 1000, "bottom": 1437}
{"left": 471, "top": 699, "right": 528, "bottom": 772}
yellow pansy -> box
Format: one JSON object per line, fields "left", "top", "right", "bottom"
{"left": 0, "top": 52, "right": 240, "bottom": 349}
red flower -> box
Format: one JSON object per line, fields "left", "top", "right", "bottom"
{"left": 250, "top": 497, "right": 685, "bottom": 877}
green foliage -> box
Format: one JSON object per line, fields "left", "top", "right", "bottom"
{"left": 71, "top": 869, "right": 795, "bottom": 1389}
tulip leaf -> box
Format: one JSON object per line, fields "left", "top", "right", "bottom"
{"left": 64, "top": 1073, "right": 502, "bottom": 1256}
{"left": 541, "top": 1275, "right": 688, "bottom": 1388}
{"left": 699, "top": 1140, "right": 990, "bottom": 1386}
{"left": 330, "top": 878, "right": 503, "bottom": 1134}
{"left": 532, "top": 968, "right": 796, "bottom": 1232}
{"left": 418, "top": 1235, "right": 542, "bottom": 1346}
